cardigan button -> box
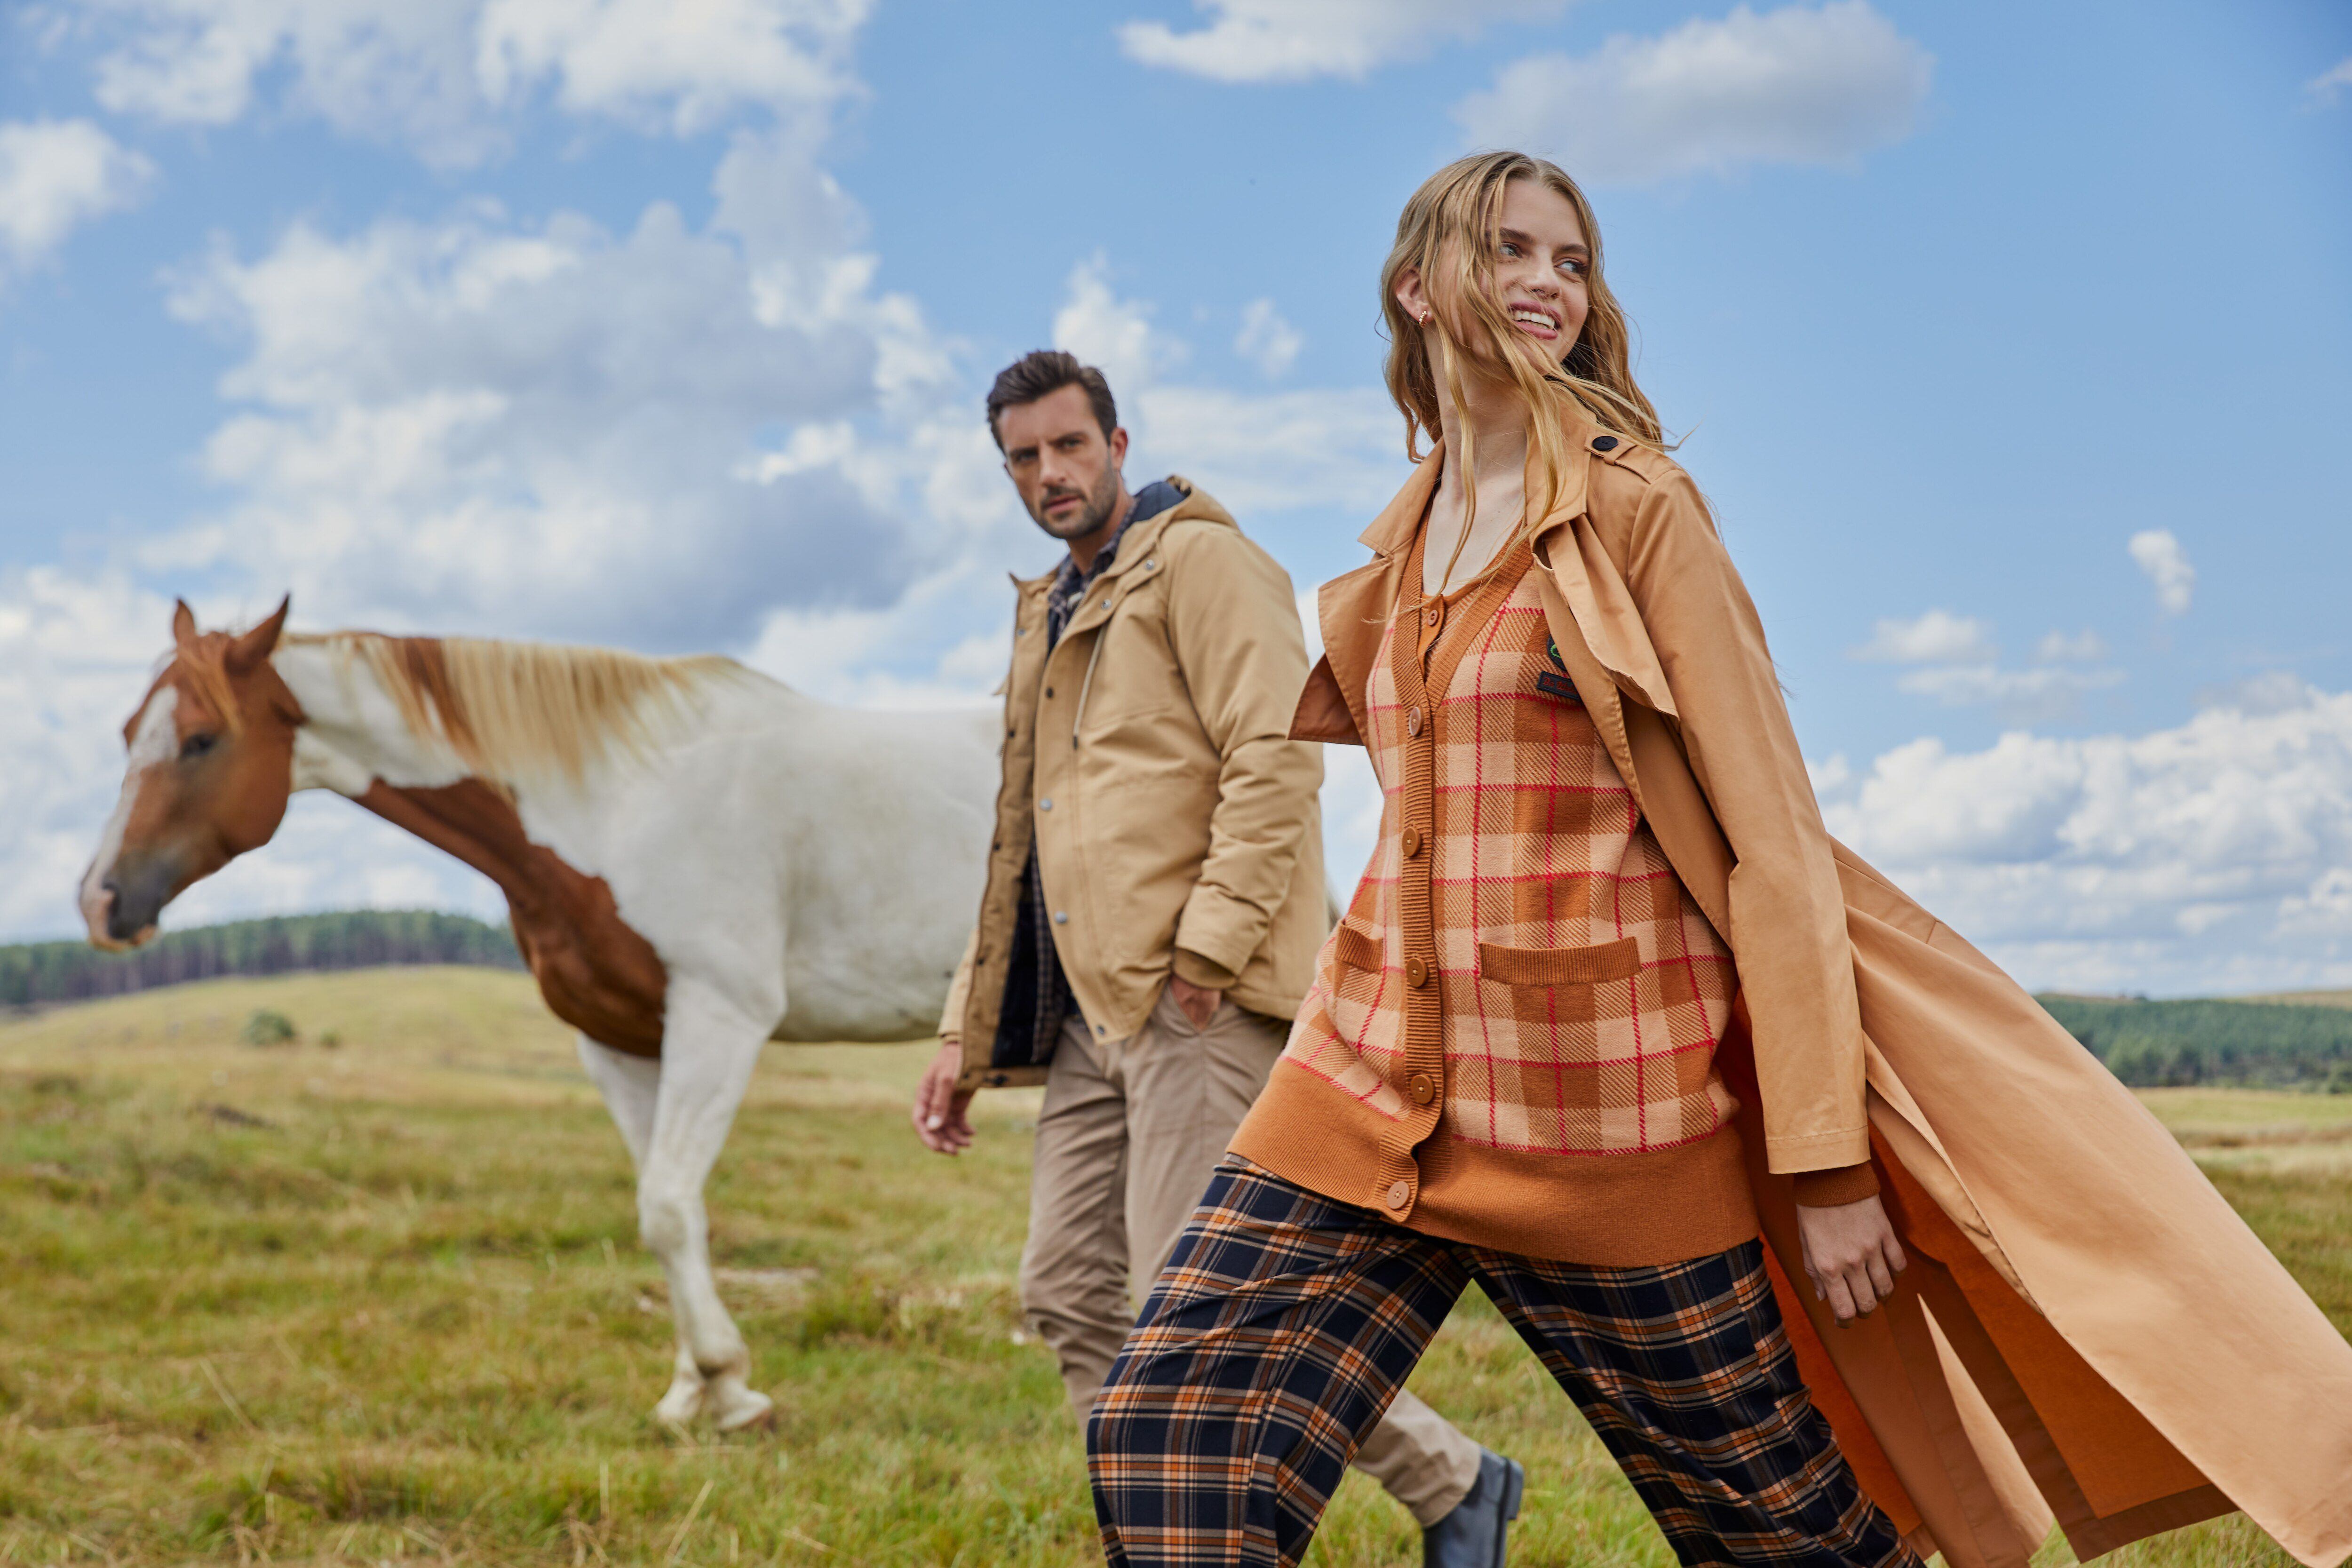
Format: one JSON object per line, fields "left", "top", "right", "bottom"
{"left": 1401, "top": 826, "right": 1423, "bottom": 857}
{"left": 1406, "top": 706, "right": 1423, "bottom": 736}
{"left": 1424, "top": 605, "right": 1443, "bottom": 629}
{"left": 1385, "top": 1179, "right": 1411, "bottom": 1209}
{"left": 1409, "top": 1073, "right": 1436, "bottom": 1105}
{"left": 1405, "top": 956, "right": 1429, "bottom": 988}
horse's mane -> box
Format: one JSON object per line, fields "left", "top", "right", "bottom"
{"left": 286, "top": 632, "right": 747, "bottom": 783}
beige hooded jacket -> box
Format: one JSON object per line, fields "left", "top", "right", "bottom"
{"left": 942, "top": 478, "right": 1327, "bottom": 1087}
{"left": 1284, "top": 414, "right": 2352, "bottom": 1568}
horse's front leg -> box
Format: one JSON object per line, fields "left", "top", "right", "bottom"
{"left": 637, "top": 984, "right": 774, "bottom": 1432}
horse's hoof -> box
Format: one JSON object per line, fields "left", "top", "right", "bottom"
{"left": 652, "top": 1382, "right": 705, "bottom": 1428}
{"left": 713, "top": 1388, "right": 776, "bottom": 1434}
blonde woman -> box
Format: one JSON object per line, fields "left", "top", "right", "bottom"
{"left": 1086, "top": 150, "right": 2352, "bottom": 1568}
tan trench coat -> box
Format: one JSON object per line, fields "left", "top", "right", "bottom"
{"left": 1290, "top": 421, "right": 2352, "bottom": 1568}
{"left": 944, "top": 479, "right": 1328, "bottom": 1087}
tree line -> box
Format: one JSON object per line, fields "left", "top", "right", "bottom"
{"left": 2037, "top": 994, "right": 2352, "bottom": 1090}
{"left": 0, "top": 909, "right": 522, "bottom": 1008}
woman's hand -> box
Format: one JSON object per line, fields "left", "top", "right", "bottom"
{"left": 911, "top": 1038, "right": 977, "bottom": 1154}
{"left": 1796, "top": 1193, "right": 1907, "bottom": 1324}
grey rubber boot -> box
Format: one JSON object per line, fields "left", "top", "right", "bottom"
{"left": 1420, "top": 1447, "right": 1525, "bottom": 1568}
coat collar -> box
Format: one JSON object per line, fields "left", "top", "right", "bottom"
{"left": 1332, "top": 409, "right": 1674, "bottom": 721}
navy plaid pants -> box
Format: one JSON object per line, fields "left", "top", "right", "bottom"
{"left": 1088, "top": 1157, "right": 1918, "bottom": 1568}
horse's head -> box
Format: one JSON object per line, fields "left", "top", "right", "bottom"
{"left": 79, "top": 597, "right": 302, "bottom": 949}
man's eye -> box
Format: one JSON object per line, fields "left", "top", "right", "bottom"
{"left": 180, "top": 733, "right": 218, "bottom": 760}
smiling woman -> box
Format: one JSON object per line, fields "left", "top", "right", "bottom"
{"left": 1085, "top": 150, "right": 2352, "bottom": 1568}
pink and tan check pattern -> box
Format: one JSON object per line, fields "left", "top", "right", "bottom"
{"left": 1281, "top": 547, "right": 1739, "bottom": 1156}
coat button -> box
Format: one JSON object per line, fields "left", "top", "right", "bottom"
{"left": 1054, "top": 910, "right": 1068, "bottom": 924}
{"left": 1591, "top": 434, "right": 1619, "bottom": 452}
{"left": 1045, "top": 686, "right": 1054, "bottom": 698}
{"left": 1409, "top": 1073, "right": 1436, "bottom": 1105}
{"left": 1406, "top": 706, "right": 1423, "bottom": 737}
{"left": 1405, "top": 956, "right": 1429, "bottom": 988}
{"left": 1386, "top": 1179, "right": 1411, "bottom": 1209}
{"left": 1401, "top": 826, "right": 1422, "bottom": 857}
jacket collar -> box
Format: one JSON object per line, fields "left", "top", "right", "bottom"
{"left": 1012, "top": 474, "right": 1222, "bottom": 595}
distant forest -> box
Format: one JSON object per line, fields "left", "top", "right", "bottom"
{"left": 0, "top": 910, "right": 522, "bottom": 1008}
{"left": 2037, "top": 994, "right": 2352, "bottom": 1090}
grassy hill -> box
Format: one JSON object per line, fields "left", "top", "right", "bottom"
{"left": 0, "top": 968, "right": 2344, "bottom": 1564}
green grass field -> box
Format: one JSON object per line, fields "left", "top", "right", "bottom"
{"left": 1, "top": 969, "right": 2344, "bottom": 1566}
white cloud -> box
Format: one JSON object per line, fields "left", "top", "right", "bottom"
{"left": 2129, "top": 527, "right": 2194, "bottom": 615}
{"left": 1053, "top": 252, "right": 1185, "bottom": 395}
{"left": 1827, "top": 681, "right": 2352, "bottom": 993}
{"left": 1454, "top": 1, "right": 1932, "bottom": 187}
{"left": 1856, "top": 611, "right": 2121, "bottom": 722}
{"left": 1851, "top": 608, "right": 1993, "bottom": 663}
{"left": 1117, "top": 0, "right": 1567, "bottom": 85}
{"left": 1234, "top": 297, "right": 1303, "bottom": 378}
{"left": 2307, "top": 56, "right": 2352, "bottom": 106}
{"left": 2035, "top": 628, "right": 2108, "bottom": 662}
{"left": 0, "top": 119, "right": 156, "bottom": 273}
{"left": 80, "top": 0, "right": 863, "bottom": 164}
{"left": 1047, "top": 260, "right": 1404, "bottom": 516}
{"left": 1893, "top": 662, "right": 2123, "bottom": 723}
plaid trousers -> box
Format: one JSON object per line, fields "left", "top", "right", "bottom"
{"left": 1088, "top": 1157, "right": 1919, "bottom": 1568}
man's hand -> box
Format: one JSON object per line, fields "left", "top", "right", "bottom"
{"left": 1796, "top": 1193, "right": 1907, "bottom": 1324}
{"left": 1169, "top": 974, "right": 1224, "bottom": 1030}
{"left": 912, "top": 1039, "right": 977, "bottom": 1154}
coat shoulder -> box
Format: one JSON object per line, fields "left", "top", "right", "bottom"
{"left": 1162, "top": 515, "right": 1290, "bottom": 584}
{"left": 1584, "top": 440, "right": 1712, "bottom": 559}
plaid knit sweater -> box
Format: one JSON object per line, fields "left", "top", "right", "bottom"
{"left": 1232, "top": 537, "right": 1763, "bottom": 1265}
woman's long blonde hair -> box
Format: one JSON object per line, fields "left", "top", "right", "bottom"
{"left": 1380, "top": 152, "right": 1667, "bottom": 563}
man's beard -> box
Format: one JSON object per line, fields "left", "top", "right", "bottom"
{"left": 1031, "top": 462, "right": 1123, "bottom": 542}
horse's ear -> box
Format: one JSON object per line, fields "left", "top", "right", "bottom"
{"left": 225, "top": 596, "right": 291, "bottom": 675}
{"left": 171, "top": 598, "right": 198, "bottom": 649}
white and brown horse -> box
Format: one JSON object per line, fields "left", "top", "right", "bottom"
{"left": 79, "top": 598, "right": 997, "bottom": 1430}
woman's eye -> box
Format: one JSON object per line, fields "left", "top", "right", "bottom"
{"left": 1497, "top": 241, "right": 1521, "bottom": 258}
{"left": 180, "top": 733, "right": 217, "bottom": 760}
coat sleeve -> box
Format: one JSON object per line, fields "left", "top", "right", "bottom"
{"left": 1163, "top": 526, "right": 1325, "bottom": 985}
{"left": 1618, "top": 470, "right": 1872, "bottom": 1174}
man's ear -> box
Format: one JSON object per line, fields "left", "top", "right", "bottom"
{"left": 1109, "top": 425, "right": 1129, "bottom": 467}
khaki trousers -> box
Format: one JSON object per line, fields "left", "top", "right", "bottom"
{"left": 1018, "top": 987, "right": 1484, "bottom": 1528}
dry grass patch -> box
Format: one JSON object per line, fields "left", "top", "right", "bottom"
{"left": 0, "top": 970, "right": 2342, "bottom": 1564}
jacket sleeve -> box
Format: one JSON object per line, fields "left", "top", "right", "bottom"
{"left": 938, "top": 926, "right": 977, "bottom": 1047}
{"left": 1163, "top": 526, "right": 1325, "bottom": 984}
{"left": 1619, "top": 470, "right": 1873, "bottom": 1174}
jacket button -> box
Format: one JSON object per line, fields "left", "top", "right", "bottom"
{"left": 1039, "top": 799, "right": 1053, "bottom": 811}
{"left": 1405, "top": 956, "right": 1429, "bottom": 988}
{"left": 1591, "top": 434, "right": 1619, "bottom": 452}
{"left": 1386, "top": 1179, "right": 1411, "bottom": 1209}
{"left": 1406, "top": 706, "right": 1423, "bottom": 736}
{"left": 1409, "top": 1073, "right": 1436, "bottom": 1105}
{"left": 1401, "top": 827, "right": 1422, "bottom": 857}
{"left": 1054, "top": 910, "right": 1068, "bottom": 924}
{"left": 1045, "top": 686, "right": 1054, "bottom": 698}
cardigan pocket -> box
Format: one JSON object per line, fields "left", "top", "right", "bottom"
{"left": 1333, "top": 920, "right": 1384, "bottom": 976}
{"left": 1478, "top": 935, "right": 1641, "bottom": 987}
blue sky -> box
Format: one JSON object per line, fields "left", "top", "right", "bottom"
{"left": 2, "top": 0, "right": 2348, "bottom": 995}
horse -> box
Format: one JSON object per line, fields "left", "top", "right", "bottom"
{"left": 77, "top": 597, "right": 997, "bottom": 1432}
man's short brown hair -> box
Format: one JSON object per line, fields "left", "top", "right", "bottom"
{"left": 986, "top": 350, "right": 1118, "bottom": 450}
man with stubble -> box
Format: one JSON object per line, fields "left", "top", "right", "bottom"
{"left": 913, "top": 350, "right": 1524, "bottom": 1566}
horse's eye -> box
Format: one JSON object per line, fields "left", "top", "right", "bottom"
{"left": 180, "top": 732, "right": 218, "bottom": 760}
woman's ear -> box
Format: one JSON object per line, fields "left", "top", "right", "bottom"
{"left": 1393, "top": 266, "right": 1429, "bottom": 327}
